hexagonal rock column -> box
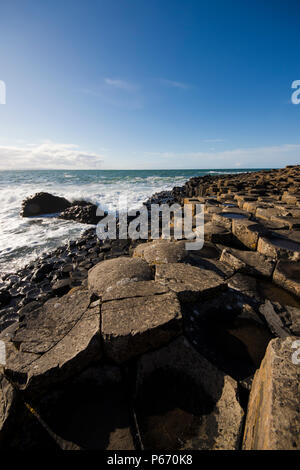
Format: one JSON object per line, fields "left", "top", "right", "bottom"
{"left": 257, "top": 235, "right": 300, "bottom": 261}
{"left": 220, "top": 247, "right": 276, "bottom": 278}
{"left": 243, "top": 336, "right": 300, "bottom": 450}
{"left": 100, "top": 282, "right": 182, "bottom": 364}
{"left": 155, "top": 262, "right": 225, "bottom": 302}
{"left": 4, "top": 288, "right": 101, "bottom": 392}
{"left": 232, "top": 219, "right": 268, "bottom": 250}
{"left": 134, "top": 336, "right": 244, "bottom": 450}
{"left": 88, "top": 256, "right": 153, "bottom": 297}
{"left": 273, "top": 260, "right": 300, "bottom": 298}
{"left": 204, "top": 222, "right": 232, "bottom": 244}
{"left": 133, "top": 239, "right": 190, "bottom": 265}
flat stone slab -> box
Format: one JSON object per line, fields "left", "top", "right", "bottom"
{"left": 232, "top": 219, "right": 268, "bottom": 250}
{"left": 14, "top": 288, "right": 91, "bottom": 354}
{"left": 257, "top": 234, "right": 300, "bottom": 261}
{"left": 5, "top": 288, "right": 101, "bottom": 392}
{"left": 101, "top": 290, "right": 182, "bottom": 364}
{"left": 220, "top": 247, "right": 276, "bottom": 277}
{"left": 135, "top": 336, "right": 244, "bottom": 450}
{"left": 273, "top": 260, "right": 300, "bottom": 299}
{"left": 133, "top": 240, "right": 190, "bottom": 265}
{"left": 102, "top": 280, "right": 169, "bottom": 302}
{"left": 155, "top": 263, "right": 225, "bottom": 302}
{"left": 88, "top": 256, "right": 153, "bottom": 297}
{"left": 243, "top": 336, "right": 300, "bottom": 450}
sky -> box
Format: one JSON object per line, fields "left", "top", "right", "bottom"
{"left": 0, "top": 0, "right": 300, "bottom": 170}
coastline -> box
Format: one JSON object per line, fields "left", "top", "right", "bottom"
{"left": 0, "top": 164, "right": 300, "bottom": 450}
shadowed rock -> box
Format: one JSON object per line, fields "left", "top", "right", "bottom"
{"left": 243, "top": 337, "right": 300, "bottom": 450}
{"left": 273, "top": 260, "right": 300, "bottom": 298}
{"left": 259, "top": 300, "right": 300, "bottom": 337}
{"left": 135, "top": 336, "right": 244, "bottom": 450}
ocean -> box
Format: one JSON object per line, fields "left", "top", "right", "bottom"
{"left": 0, "top": 168, "right": 263, "bottom": 274}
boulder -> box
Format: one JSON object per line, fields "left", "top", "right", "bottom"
{"left": 135, "top": 336, "right": 244, "bottom": 450}
{"left": 243, "top": 336, "right": 300, "bottom": 450}
{"left": 101, "top": 282, "right": 182, "bottom": 363}
{"left": 155, "top": 263, "right": 225, "bottom": 302}
{"left": 21, "top": 192, "right": 71, "bottom": 217}
{"left": 273, "top": 260, "right": 300, "bottom": 298}
{"left": 5, "top": 288, "right": 101, "bottom": 392}
{"left": 88, "top": 257, "right": 153, "bottom": 297}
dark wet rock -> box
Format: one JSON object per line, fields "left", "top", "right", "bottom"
{"left": 243, "top": 336, "right": 300, "bottom": 450}
{"left": 51, "top": 279, "right": 71, "bottom": 296}
{"left": 59, "top": 202, "right": 100, "bottom": 225}
{"left": 0, "top": 289, "right": 11, "bottom": 309}
{"left": 31, "top": 263, "right": 54, "bottom": 282}
{"left": 21, "top": 192, "right": 71, "bottom": 217}
{"left": 88, "top": 256, "right": 153, "bottom": 297}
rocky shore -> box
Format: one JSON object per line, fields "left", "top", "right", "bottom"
{"left": 0, "top": 165, "right": 300, "bottom": 450}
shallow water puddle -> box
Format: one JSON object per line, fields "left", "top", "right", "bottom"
{"left": 185, "top": 311, "right": 273, "bottom": 381}
{"left": 135, "top": 369, "right": 215, "bottom": 450}
{"left": 226, "top": 318, "right": 273, "bottom": 368}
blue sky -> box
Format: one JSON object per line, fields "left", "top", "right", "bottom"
{"left": 0, "top": 0, "right": 300, "bottom": 169}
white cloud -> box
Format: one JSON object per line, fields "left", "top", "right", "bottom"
{"left": 0, "top": 141, "right": 105, "bottom": 170}
{"left": 160, "top": 79, "right": 189, "bottom": 89}
{"left": 104, "top": 78, "right": 138, "bottom": 92}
